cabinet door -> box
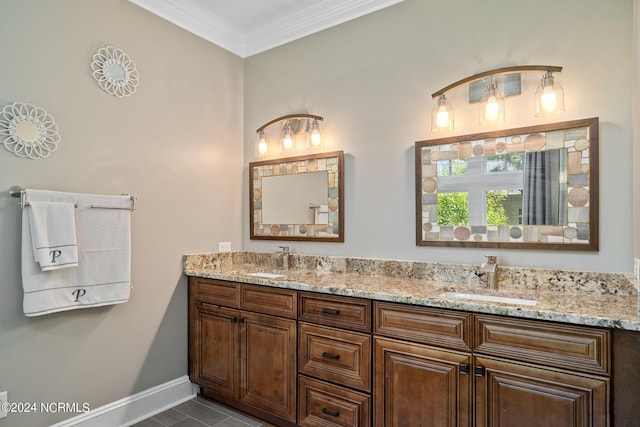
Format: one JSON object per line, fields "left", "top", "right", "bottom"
{"left": 240, "top": 311, "right": 297, "bottom": 422}
{"left": 374, "top": 337, "right": 471, "bottom": 427}
{"left": 474, "top": 356, "right": 609, "bottom": 427}
{"left": 191, "top": 303, "right": 239, "bottom": 399}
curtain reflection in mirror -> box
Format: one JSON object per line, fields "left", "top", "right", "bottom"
{"left": 522, "top": 150, "right": 567, "bottom": 225}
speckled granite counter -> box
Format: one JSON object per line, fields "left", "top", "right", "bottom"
{"left": 184, "top": 252, "right": 640, "bottom": 331}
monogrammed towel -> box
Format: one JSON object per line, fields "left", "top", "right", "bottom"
{"left": 21, "top": 189, "right": 131, "bottom": 317}
{"left": 27, "top": 201, "right": 78, "bottom": 271}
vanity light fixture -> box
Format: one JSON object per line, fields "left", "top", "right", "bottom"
{"left": 479, "top": 81, "right": 505, "bottom": 125}
{"left": 255, "top": 113, "right": 324, "bottom": 158}
{"left": 535, "top": 71, "right": 564, "bottom": 117}
{"left": 431, "top": 94, "right": 454, "bottom": 132}
{"left": 430, "top": 65, "right": 563, "bottom": 132}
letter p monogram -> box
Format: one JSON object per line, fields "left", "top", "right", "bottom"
{"left": 50, "top": 250, "right": 62, "bottom": 263}
{"left": 72, "top": 289, "right": 87, "bottom": 302}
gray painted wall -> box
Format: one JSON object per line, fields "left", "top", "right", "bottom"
{"left": 0, "top": 1, "right": 243, "bottom": 425}
{"left": 243, "top": 0, "right": 634, "bottom": 273}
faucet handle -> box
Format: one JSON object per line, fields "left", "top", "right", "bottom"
{"left": 485, "top": 255, "right": 497, "bottom": 264}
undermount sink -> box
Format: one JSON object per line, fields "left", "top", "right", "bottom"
{"left": 441, "top": 292, "right": 537, "bottom": 306}
{"left": 246, "top": 272, "right": 286, "bottom": 279}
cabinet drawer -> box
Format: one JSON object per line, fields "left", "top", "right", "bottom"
{"left": 299, "top": 292, "right": 372, "bottom": 332}
{"left": 241, "top": 284, "right": 297, "bottom": 319}
{"left": 374, "top": 302, "right": 472, "bottom": 352}
{"left": 299, "top": 323, "right": 371, "bottom": 392}
{"left": 194, "top": 278, "right": 240, "bottom": 308}
{"left": 298, "top": 376, "right": 370, "bottom": 427}
{"left": 474, "top": 314, "right": 611, "bottom": 376}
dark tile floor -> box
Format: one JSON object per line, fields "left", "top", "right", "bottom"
{"left": 132, "top": 396, "right": 271, "bottom": 427}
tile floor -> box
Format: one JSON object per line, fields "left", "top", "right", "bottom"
{"left": 132, "top": 396, "right": 272, "bottom": 427}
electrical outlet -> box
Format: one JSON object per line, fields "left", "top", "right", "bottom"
{"left": 635, "top": 258, "right": 640, "bottom": 281}
{"left": 0, "top": 391, "right": 7, "bottom": 419}
{"left": 218, "top": 242, "right": 231, "bottom": 252}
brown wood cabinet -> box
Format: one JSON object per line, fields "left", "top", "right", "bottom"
{"left": 374, "top": 336, "right": 472, "bottom": 427}
{"left": 297, "top": 292, "right": 373, "bottom": 427}
{"left": 188, "top": 278, "right": 625, "bottom": 427}
{"left": 374, "top": 301, "right": 612, "bottom": 427}
{"left": 189, "top": 278, "right": 297, "bottom": 426}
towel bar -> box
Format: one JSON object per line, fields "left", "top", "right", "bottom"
{"left": 9, "top": 186, "right": 136, "bottom": 211}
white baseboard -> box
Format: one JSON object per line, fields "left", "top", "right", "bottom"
{"left": 50, "top": 375, "right": 197, "bottom": 427}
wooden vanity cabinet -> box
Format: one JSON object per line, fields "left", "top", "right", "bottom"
{"left": 297, "top": 292, "right": 373, "bottom": 427}
{"left": 189, "top": 278, "right": 297, "bottom": 426}
{"left": 374, "top": 302, "right": 473, "bottom": 427}
{"left": 472, "top": 314, "right": 611, "bottom": 427}
{"left": 374, "top": 302, "right": 611, "bottom": 427}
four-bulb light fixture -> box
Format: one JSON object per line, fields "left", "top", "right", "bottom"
{"left": 431, "top": 65, "right": 564, "bottom": 132}
{"left": 256, "top": 113, "right": 323, "bottom": 158}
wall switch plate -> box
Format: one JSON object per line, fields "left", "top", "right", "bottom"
{"left": 0, "top": 391, "right": 7, "bottom": 419}
{"left": 218, "top": 242, "right": 231, "bottom": 252}
{"left": 635, "top": 258, "right": 640, "bottom": 281}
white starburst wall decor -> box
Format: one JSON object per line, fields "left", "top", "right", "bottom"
{"left": 91, "top": 46, "right": 139, "bottom": 97}
{"left": 0, "top": 102, "right": 61, "bottom": 159}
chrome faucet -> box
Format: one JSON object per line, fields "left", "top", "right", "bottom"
{"left": 480, "top": 255, "right": 498, "bottom": 289}
{"left": 277, "top": 246, "right": 290, "bottom": 270}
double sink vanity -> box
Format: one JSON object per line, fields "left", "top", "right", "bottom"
{"left": 184, "top": 251, "right": 640, "bottom": 427}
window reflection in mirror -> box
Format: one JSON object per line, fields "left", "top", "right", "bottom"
{"left": 436, "top": 150, "right": 567, "bottom": 227}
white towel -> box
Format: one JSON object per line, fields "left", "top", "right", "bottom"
{"left": 315, "top": 204, "right": 329, "bottom": 225}
{"left": 21, "top": 189, "right": 132, "bottom": 317}
{"left": 27, "top": 201, "right": 78, "bottom": 271}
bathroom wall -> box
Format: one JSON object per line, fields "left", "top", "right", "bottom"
{"left": 0, "top": 1, "right": 243, "bottom": 426}
{"left": 243, "top": 0, "right": 634, "bottom": 273}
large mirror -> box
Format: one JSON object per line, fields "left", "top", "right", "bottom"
{"left": 250, "top": 151, "right": 344, "bottom": 242}
{"left": 415, "top": 118, "right": 598, "bottom": 250}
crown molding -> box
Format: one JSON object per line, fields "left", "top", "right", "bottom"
{"left": 129, "top": 0, "right": 405, "bottom": 58}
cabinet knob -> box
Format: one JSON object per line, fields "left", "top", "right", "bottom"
{"left": 459, "top": 363, "right": 469, "bottom": 374}
{"left": 474, "top": 366, "right": 485, "bottom": 376}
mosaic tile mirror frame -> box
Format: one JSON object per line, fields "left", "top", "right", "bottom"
{"left": 415, "top": 118, "right": 599, "bottom": 250}
{"left": 250, "top": 151, "right": 344, "bottom": 242}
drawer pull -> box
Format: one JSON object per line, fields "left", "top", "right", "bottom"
{"left": 322, "top": 308, "right": 341, "bottom": 315}
{"left": 322, "top": 408, "right": 340, "bottom": 417}
{"left": 322, "top": 352, "right": 340, "bottom": 360}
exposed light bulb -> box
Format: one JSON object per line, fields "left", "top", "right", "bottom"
{"left": 256, "top": 131, "right": 267, "bottom": 157}
{"left": 535, "top": 71, "right": 564, "bottom": 117}
{"left": 485, "top": 96, "right": 500, "bottom": 121}
{"left": 431, "top": 94, "right": 454, "bottom": 132}
{"left": 540, "top": 86, "right": 557, "bottom": 112}
{"left": 436, "top": 108, "right": 449, "bottom": 128}
{"left": 281, "top": 122, "right": 295, "bottom": 153}
{"left": 309, "top": 119, "right": 322, "bottom": 146}
{"left": 479, "top": 83, "right": 504, "bottom": 125}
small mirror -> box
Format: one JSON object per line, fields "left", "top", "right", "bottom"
{"left": 250, "top": 151, "right": 344, "bottom": 242}
{"left": 415, "top": 118, "right": 598, "bottom": 250}
{"left": 107, "top": 63, "right": 126, "bottom": 82}
{"left": 14, "top": 121, "right": 41, "bottom": 143}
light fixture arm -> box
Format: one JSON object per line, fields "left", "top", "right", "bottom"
{"left": 431, "top": 65, "right": 562, "bottom": 98}
{"left": 256, "top": 113, "right": 324, "bottom": 133}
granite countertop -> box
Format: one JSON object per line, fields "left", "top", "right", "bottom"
{"left": 184, "top": 252, "right": 640, "bottom": 331}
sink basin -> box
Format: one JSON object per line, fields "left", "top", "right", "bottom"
{"left": 246, "top": 272, "right": 286, "bottom": 279}
{"left": 441, "top": 292, "right": 537, "bottom": 306}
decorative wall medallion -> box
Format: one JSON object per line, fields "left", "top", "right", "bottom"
{"left": 91, "top": 46, "right": 139, "bottom": 97}
{"left": 0, "top": 102, "right": 60, "bottom": 159}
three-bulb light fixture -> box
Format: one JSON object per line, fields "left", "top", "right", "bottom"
{"left": 256, "top": 113, "right": 323, "bottom": 158}
{"left": 431, "top": 65, "right": 564, "bottom": 132}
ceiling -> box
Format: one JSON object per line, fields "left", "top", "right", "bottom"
{"left": 128, "top": 0, "right": 405, "bottom": 58}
